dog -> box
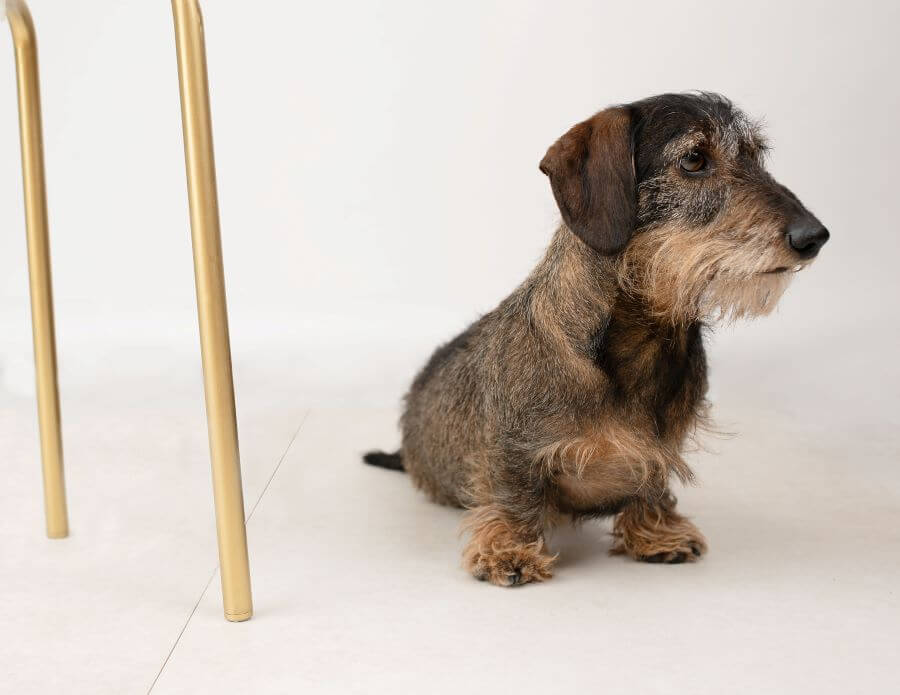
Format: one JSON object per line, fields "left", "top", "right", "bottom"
{"left": 364, "top": 92, "right": 828, "bottom": 586}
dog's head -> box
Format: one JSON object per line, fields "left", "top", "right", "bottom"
{"left": 540, "top": 92, "right": 828, "bottom": 323}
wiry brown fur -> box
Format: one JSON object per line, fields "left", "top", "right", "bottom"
{"left": 461, "top": 507, "right": 556, "bottom": 586}
{"left": 621, "top": 188, "right": 796, "bottom": 324}
{"left": 611, "top": 492, "right": 707, "bottom": 563}
{"left": 367, "top": 93, "right": 827, "bottom": 586}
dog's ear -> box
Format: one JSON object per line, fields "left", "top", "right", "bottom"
{"left": 539, "top": 107, "right": 636, "bottom": 255}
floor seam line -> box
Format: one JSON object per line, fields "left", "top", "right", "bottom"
{"left": 246, "top": 408, "right": 310, "bottom": 524}
{"left": 146, "top": 568, "right": 217, "bottom": 695}
{"left": 145, "top": 407, "right": 311, "bottom": 693}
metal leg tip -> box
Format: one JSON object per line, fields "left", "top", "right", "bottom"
{"left": 225, "top": 609, "right": 252, "bottom": 622}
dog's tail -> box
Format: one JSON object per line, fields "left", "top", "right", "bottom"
{"left": 363, "top": 450, "right": 405, "bottom": 472}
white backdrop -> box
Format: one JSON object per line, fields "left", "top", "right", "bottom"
{"left": 2, "top": 0, "right": 898, "bottom": 408}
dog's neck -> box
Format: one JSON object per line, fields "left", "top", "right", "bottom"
{"left": 524, "top": 226, "right": 699, "bottom": 350}
{"left": 520, "top": 227, "right": 708, "bottom": 436}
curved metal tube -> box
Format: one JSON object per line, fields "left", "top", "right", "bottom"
{"left": 4, "top": 0, "right": 252, "bottom": 620}
{"left": 171, "top": 0, "right": 253, "bottom": 622}
{"left": 5, "top": 0, "right": 68, "bottom": 539}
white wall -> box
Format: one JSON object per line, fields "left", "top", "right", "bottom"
{"left": 2, "top": 0, "right": 898, "bottom": 405}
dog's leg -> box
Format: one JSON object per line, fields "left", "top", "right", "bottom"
{"left": 460, "top": 448, "right": 557, "bottom": 587}
{"left": 610, "top": 491, "right": 707, "bottom": 564}
{"left": 462, "top": 504, "right": 555, "bottom": 586}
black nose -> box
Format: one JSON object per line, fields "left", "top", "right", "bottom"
{"left": 786, "top": 220, "right": 830, "bottom": 258}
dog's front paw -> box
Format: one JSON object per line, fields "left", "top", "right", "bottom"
{"left": 611, "top": 499, "right": 707, "bottom": 564}
{"left": 464, "top": 539, "right": 555, "bottom": 587}
{"left": 636, "top": 536, "right": 706, "bottom": 564}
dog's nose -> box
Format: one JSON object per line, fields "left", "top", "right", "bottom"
{"left": 786, "top": 219, "right": 830, "bottom": 258}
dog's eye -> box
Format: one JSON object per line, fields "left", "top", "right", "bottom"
{"left": 680, "top": 151, "right": 707, "bottom": 173}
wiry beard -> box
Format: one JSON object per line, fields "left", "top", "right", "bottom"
{"left": 618, "top": 221, "right": 797, "bottom": 325}
{"left": 699, "top": 270, "right": 792, "bottom": 322}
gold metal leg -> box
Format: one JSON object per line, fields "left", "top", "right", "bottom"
{"left": 171, "top": 0, "right": 252, "bottom": 622}
{"left": 5, "top": 0, "right": 68, "bottom": 539}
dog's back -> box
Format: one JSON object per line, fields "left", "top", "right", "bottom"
{"left": 396, "top": 317, "right": 491, "bottom": 507}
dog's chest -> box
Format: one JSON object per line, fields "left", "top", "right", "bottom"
{"left": 549, "top": 423, "right": 678, "bottom": 516}
{"left": 550, "top": 321, "right": 706, "bottom": 516}
{"left": 589, "top": 318, "right": 708, "bottom": 440}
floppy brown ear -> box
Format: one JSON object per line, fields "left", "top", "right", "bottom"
{"left": 539, "top": 107, "right": 636, "bottom": 255}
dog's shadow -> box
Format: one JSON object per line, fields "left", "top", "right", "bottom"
{"left": 547, "top": 521, "right": 616, "bottom": 569}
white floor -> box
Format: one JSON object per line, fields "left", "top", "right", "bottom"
{"left": 2, "top": 321, "right": 899, "bottom": 694}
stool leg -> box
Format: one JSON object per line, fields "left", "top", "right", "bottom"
{"left": 7, "top": 0, "right": 68, "bottom": 539}
{"left": 171, "top": 0, "right": 252, "bottom": 622}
